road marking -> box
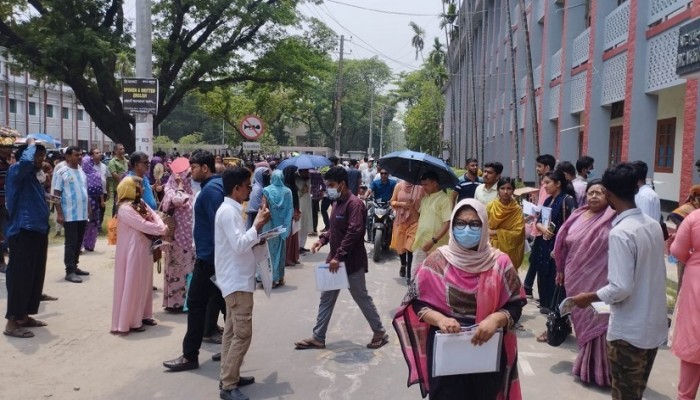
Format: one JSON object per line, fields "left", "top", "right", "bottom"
{"left": 518, "top": 351, "right": 553, "bottom": 376}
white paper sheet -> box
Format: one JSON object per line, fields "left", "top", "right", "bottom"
{"left": 591, "top": 302, "right": 610, "bottom": 315}
{"left": 522, "top": 200, "right": 540, "bottom": 216}
{"left": 559, "top": 297, "right": 575, "bottom": 316}
{"left": 540, "top": 206, "right": 553, "bottom": 228}
{"left": 292, "top": 219, "right": 301, "bottom": 235}
{"left": 258, "top": 225, "right": 286, "bottom": 241}
{"left": 314, "top": 263, "right": 349, "bottom": 292}
{"left": 433, "top": 328, "right": 503, "bottom": 376}
{"left": 254, "top": 243, "right": 273, "bottom": 298}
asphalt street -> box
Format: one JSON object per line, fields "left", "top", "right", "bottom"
{"left": 0, "top": 237, "right": 681, "bottom": 399}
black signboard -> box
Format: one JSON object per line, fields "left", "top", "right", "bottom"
{"left": 677, "top": 18, "right": 700, "bottom": 78}
{"left": 122, "top": 78, "right": 159, "bottom": 114}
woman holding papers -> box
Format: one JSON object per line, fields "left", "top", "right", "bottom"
{"left": 263, "top": 170, "right": 293, "bottom": 287}
{"left": 111, "top": 177, "right": 168, "bottom": 334}
{"left": 553, "top": 179, "right": 616, "bottom": 387}
{"left": 393, "top": 199, "right": 525, "bottom": 399}
{"left": 670, "top": 208, "right": 700, "bottom": 400}
{"left": 487, "top": 177, "right": 525, "bottom": 270}
{"left": 531, "top": 170, "right": 576, "bottom": 321}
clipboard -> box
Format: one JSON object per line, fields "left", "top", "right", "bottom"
{"left": 432, "top": 328, "right": 503, "bottom": 376}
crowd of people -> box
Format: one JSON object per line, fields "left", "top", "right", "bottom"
{"left": 2, "top": 140, "right": 699, "bottom": 400}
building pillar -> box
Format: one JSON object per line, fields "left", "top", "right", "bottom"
{"left": 624, "top": 0, "right": 658, "bottom": 166}
{"left": 679, "top": 0, "right": 700, "bottom": 198}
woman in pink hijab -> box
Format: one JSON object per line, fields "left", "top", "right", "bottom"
{"left": 393, "top": 199, "right": 525, "bottom": 399}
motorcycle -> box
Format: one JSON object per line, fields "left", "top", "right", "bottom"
{"left": 366, "top": 198, "right": 394, "bottom": 262}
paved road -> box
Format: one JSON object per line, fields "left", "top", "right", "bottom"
{"left": 0, "top": 237, "right": 681, "bottom": 399}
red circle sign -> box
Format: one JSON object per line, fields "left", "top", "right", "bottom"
{"left": 239, "top": 115, "right": 265, "bottom": 140}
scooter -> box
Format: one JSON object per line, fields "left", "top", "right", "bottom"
{"left": 367, "top": 198, "right": 394, "bottom": 262}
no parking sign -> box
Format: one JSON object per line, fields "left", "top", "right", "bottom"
{"left": 239, "top": 115, "right": 265, "bottom": 140}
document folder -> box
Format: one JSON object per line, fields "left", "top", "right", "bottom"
{"left": 432, "top": 328, "right": 503, "bottom": 376}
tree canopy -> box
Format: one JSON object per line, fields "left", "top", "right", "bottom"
{"left": 0, "top": 0, "right": 332, "bottom": 151}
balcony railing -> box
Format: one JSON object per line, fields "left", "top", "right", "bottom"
{"left": 534, "top": 65, "right": 542, "bottom": 89}
{"left": 551, "top": 49, "right": 562, "bottom": 80}
{"left": 536, "top": 0, "right": 545, "bottom": 23}
{"left": 604, "top": 1, "right": 630, "bottom": 50}
{"left": 648, "top": 0, "right": 691, "bottom": 25}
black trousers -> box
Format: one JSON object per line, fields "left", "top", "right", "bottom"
{"left": 5, "top": 230, "right": 48, "bottom": 320}
{"left": 320, "top": 198, "right": 331, "bottom": 230}
{"left": 183, "top": 259, "right": 225, "bottom": 360}
{"left": 311, "top": 198, "right": 321, "bottom": 232}
{"left": 63, "top": 220, "right": 86, "bottom": 274}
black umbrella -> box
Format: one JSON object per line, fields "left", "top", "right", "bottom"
{"left": 378, "top": 150, "right": 459, "bottom": 189}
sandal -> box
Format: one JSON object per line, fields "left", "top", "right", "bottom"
{"left": 142, "top": 318, "right": 158, "bottom": 326}
{"left": 536, "top": 331, "right": 548, "bottom": 343}
{"left": 4, "top": 327, "right": 34, "bottom": 338}
{"left": 40, "top": 294, "right": 58, "bottom": 301}
{"left": 18, "top": 318, "right": 47, "bottom": 328}
{"left": 367, "top": 334, "right": 389, "bottom": 349}
{"left": 294, "top": 338, "right": 326, "bottom": 350}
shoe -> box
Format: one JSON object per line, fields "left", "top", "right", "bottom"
{"left": 238, "top": 376, "right": 255, "bottom": 387}
{"left": 163, "top": 355, "right": 199, "bottom": 371}
{"left": 65, "top": 273, "right": 83, "bottom": 283}
{"left": 399, "top": 266, "right": 406, "bottom": 278}
{"left": 299, "top": 247, "right": 309, "bottom": 254}
{"left": 539, "top": 307, "right": 551, "bottom": 315}
{"left": 75, "top": 268, "right": 90, "bottom": 276}
{"left": 212, "top": 352, "right": 221, "bottom": 361}
{"left": 220, "top": 388, "right": 249, "bottom": 400}
{"left": 203, "top": 334, "right": 222, "bottom": 344}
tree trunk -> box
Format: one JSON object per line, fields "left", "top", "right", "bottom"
{"left": 505, "top": 0, "right": 521, "bottom": 182}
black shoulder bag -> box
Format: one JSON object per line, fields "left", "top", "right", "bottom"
{"left": 546, "top": 285, "right": 571, "bottom": 347}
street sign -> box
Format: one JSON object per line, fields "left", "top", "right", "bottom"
{"left": 242, "top": 142, "right": 262, "bottom": 151}
{"left": 239, "top": 115, "right": 265, "bottom": 140}
{"left": 122, "top": 78, "right": 158, "bottom": 114}
{"left": 677, "top": 18, "right": 700, "bottom": 78}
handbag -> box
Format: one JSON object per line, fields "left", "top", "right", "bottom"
{"left": 156, "top": 201, "right": 177, "bottom": 243}
{"left": 659, "top": 216, "right": 670, "bottom": 241}
{"left": 545, "top": 285, "right": 571, "bottom": 347}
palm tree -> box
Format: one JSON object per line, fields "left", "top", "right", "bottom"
{"left": 428, "top": 38, "right": 446, "bottom": 68}
{"left": 409, "top": 21, "right": 425, "bottom": 60}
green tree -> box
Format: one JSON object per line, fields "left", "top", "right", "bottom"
{"left": 178, "top": 132, "right": 203, "bottom": 145}
{"left": 0, "top": 1, "right": 333, "bottom": 151}
{"left": 409, "top": 21, "right": 425, "bottom": 60}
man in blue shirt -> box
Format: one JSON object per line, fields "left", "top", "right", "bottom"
{"left": 363, "top": 168, "right": 397, "bottom": 203}
{"left": 4, "top": 142, "right": 50, "bottom": 338}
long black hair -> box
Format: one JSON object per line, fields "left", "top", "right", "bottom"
{"left": 545, "top": 169, "right": 575, "bottom": 197}
{"left": 282, "top": 165, "right": 299, "bottom": 209}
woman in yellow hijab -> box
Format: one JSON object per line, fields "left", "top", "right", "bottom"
{"left": 111, "top": 176, "right": 167, "bottom": 334}
{"left": 487, "top": 177, "right": 525, "bottom": 269}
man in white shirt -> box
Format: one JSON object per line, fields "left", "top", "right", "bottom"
{"left": 474, "top": 161, "right": 502, "bottom": 205}
{"left": 214, "top": 167, "right": 270, "bottom": 400}
{"left": 571, "top": 162, "right": 667, "bottom": 400}
{"left": 53, "top": 146, "right": 90, "bottom": 283}
{"left": 631, "top": 160, "right": 661, "bottom": 222}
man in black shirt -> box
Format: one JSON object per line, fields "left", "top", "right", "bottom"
{"left": 455, "top": 158, "right": 482, "bottom": 201}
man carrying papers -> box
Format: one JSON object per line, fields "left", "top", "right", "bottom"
{"left": 294, "top": 166, "right": 388, "bottom": 350}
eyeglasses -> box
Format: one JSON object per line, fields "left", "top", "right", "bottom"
{"left": 453, "top": 219, "right": 482, "bottom": 231}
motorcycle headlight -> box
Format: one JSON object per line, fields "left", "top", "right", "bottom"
{"left": 375, "top": 208, "right": 387, "bottom": 217}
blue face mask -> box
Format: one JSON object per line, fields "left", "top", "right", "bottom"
{"left": 587, "top": 169, "right": 595, "bottom": 178}
{"left": 453, "top": 227, "right": 482, "bottom": 249}
{"left": 327, "top": 187, "right": 340, "bottom": 200}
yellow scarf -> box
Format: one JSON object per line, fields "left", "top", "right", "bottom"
{"left": 487, "top": 198, "right": 525, "bottom": 268}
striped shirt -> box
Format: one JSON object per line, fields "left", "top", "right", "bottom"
{"left": 55, "top": 166, "right": 89, "bottom": 222}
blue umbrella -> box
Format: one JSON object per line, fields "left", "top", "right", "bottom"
{"left": 27, "top": 133, "right": 62, "bottom": 148}
{"left": 378, "top": 150, "right": 458, "bottom": 189}
{"left": 277, "top": 154, "right": 331, "bottom": 170}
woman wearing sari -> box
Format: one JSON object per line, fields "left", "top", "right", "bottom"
{"left": 390, "top": 180, "right": 425, "bottom": 283}
{"left": 263, "top": 170, "right": 293, "bottom": 287}
{"left": 283, "top": 166, "right": 301, "bottom": 266}
{"left": 160, "top": 164, "right": 194, "bottom": 311}
{"left": 81, "top": 155, "right": 105, "bottom": 252}
{"left": 111, "top": 176, "right": 167, "bottom": 334}
{"left": 667, "top": 185, "right": 700, "bottom": 290}
{"left": 553, "top": 180, "right": 615, "bottom": 387}
{"left": 393, "top": 199, "right": 525, "bottom": 400}
{"left": 487, "top": 177, "right": 525, "bottom": 270}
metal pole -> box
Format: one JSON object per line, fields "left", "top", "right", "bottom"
{"left": 368, "top": 86, "right": 374, "bottom": 157}
{"left": 334, "top": 35, "right": 344, "bottom": 157}
{"left": 379, "top": 107, "right": 385, "bottom": 158}
{"left": 135, "top": 0, "right": 153, "bottom": 156}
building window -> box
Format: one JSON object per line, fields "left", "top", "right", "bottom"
{"left": 62, "top": 107, "right": 70, "bottom": 120}
{"left": 609, "top": 126, "right": 622, "bottom": 166}
{"left": 9, "top": 99, "right": 16, "bottom": 114}
{"left": 77, "top": 109, "right": 84, "bottom": 121}
{"left": 28, "top": 102, "right": 36, "bottom": 116}
{"left": 610, "top": 101, "right": 624, "bottom": 119}
{"left": 46, "top": 104, "right": 54, "bottom": 118}
{"left": 655, "top": 118, "right": 676, "bottom": 173}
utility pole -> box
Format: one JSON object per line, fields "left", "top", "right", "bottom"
{"left": 334, "top": 35, "right": 345, "bottom": 158}
{"left": 368, "top": 86, "right": 374, "bottom": 158}
{"left": 379, "top": 106, "right": 386, "bottom": 158}
{"left": 135, "top": 0, "right": 153, "bottom": 155}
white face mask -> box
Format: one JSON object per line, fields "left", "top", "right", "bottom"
{"left": 327, "top": 187, "right": 340, "bottom": 200}
{"left": 36, "top": 170, "right": 46, "bottom": 184}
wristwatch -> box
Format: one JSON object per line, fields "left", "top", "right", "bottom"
{"left": 431, "top": 237, "right": 438, "bottom": 244}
